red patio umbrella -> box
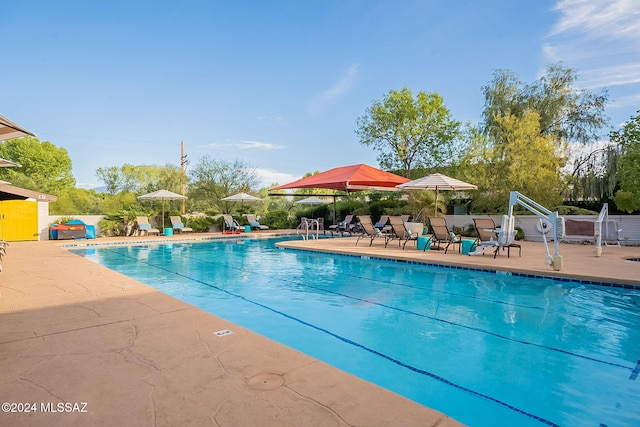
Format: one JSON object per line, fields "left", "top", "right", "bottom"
{"left": 270, "top": 164, "right": 410, "bottom": 224}
{"left": 270, "top": 164, "right": 409, "bottom": 192}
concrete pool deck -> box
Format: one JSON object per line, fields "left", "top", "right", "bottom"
{"left": 1, "top": 232, "right": 639, "bottom": 426}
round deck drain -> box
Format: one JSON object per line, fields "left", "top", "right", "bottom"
{"left": 247, "top": 373, "right": 284, "bottom": 391}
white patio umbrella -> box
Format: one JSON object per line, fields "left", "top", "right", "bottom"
{"left": 294, "top": 196, "right": 331, "bottom": 205}
{"left": 396, "top": 173, "right": 477, "bottom": 216}
{"left": 221, "top": 192, "right": 262, "bottom": 210}
{"left": 295, "top": 196, "right": 331, "bottom": 219}
{"left": 137, "top": 189, "right": 187, "bottom": 230}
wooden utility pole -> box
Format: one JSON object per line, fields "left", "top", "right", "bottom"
{"left": 181, "top": 141, "right": 187, "bottom": 214}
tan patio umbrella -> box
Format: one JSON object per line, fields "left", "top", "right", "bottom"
{"left": 138, "top": 189, "right": 187, "bottom": 231}
{"left": 396, "top": 173, "right": 477, "bottom": 216}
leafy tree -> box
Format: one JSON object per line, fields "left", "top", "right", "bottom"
{"left": 612, "top": 110, "right": 640, "bottom": 212}
{"left": 482, "top": 64, "right": 609, "bottom": 145}
{"left": 50, "top": 188, "right": 102, "bottom": 215}
{"left": 464, "top": 64, "right": 609, "bottom": 211}
{"left": 0, "top": 136, "right": 75, "bottom": 193}
{"left": 461, "top": 112, "right": 564, "bottom": 212}
{"left": 96, "top": 164, "right": 183, "bottom": 195}
{"left": 187, "top": 156, "right": 260, "bottom": 213}
{"left": 356, "top": 87, "right": 461, "bottom": 178}
{"left": 566, "top": 143, "right": 619, "bottom": 203}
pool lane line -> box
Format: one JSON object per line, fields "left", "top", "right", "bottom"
{"left": 120, "top": 251, "right": 562, "bottom": 427}
{"left": 630, "top": 360, "right": 640, "bottom": 380}
{"left": 177, "top": 250, "right": 635, "bottom": 374}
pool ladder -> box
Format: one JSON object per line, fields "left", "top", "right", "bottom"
{"left": 296, "top": 219, "right": 320, "bottom": 240}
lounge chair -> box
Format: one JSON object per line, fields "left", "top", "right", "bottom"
{"left": 222, "top": 215, "right": 240, "bottom": 233}
{"left": 355, "top": 215, "right": 384, "bottom": 246}
{"left": 170, "top": 216, "right": 193, "bottom": 233}
{"left": 385, "top": 217, "right": 423, "bottom": 249}
{"left": 246, "top": 214, "right": 269, "bottom": 231}
{"left": 383, "top": 216, "right": 411, "bottom": 248}
{"left": 329, "top": 214, "right": 355, "bottom": 236}
{"left": 471, "top": 215, "right": 521, "bottom": 258}
{"left": 136, "top": 216, "right": 160, "bottom": 236}
{"left": 374, "top": 215, "right": 392, "bottom": 233}
{"left": 427, "top": 217, "right": 461, "bottom": 253}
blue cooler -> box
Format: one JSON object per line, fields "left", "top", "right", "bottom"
{"left": 164, "top": 228, "right": 173, "bottom": 236}
{"left": 417, "top": 236, "right": 431, "bottom": 250}
{"left": 461, "top": 240, "right": 476, "bottom": 255}
{"left": 85, "top": 225, "right": 96, "bottom": 239}
{"left": 244, "top": 225, "right": 251, "bottom": 233}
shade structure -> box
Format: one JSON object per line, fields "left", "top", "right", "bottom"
{"left": 0, "top": 114, "right": 36, "bottom": 141}
{"left": 137, "top": 189, "right": 187, "bottom": 231}
{"left": 270, "top": 164, "right": 410, "bottom": 192}
{"left": 396, "top": 173, "right": 477, "bottom": 216}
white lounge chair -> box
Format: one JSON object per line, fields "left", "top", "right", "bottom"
{"left": 170, "top": 216, "right": 193, "bottom": 233}
{"left": 222, "top": 215, "right": 240, "bottom": 233}
{"left": 136, "top": 216, "right": 160, "bottom": 236}
{"left": 246, "top": 214, "right": 269, "bottom": 231}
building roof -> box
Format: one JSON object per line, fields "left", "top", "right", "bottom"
{"left": 0, "top": 183, "right": 57, "bottom": 202}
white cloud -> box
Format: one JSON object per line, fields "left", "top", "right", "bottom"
{"left": 207, "top": 140, "right": 285, "bottom": 150}
{"left": 255, "top": 168, "right": 300, "bottom": 188}
{"left": 307, "top": 62, "right": 359, "bottom": 114}
{"left": 257, "top": 115, "right": 288, "bottom": 125}
{"left": 544, "top": 0, "right": 640, "bottom": 91}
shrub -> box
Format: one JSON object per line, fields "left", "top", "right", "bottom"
{"left": 264, "top": 210, "right": 289, "bottom": 229}
{"left": 49, "top": 216, "right": 78, "bottom": 226}
{"left": 186, "top": 216, "right": 214, "bottom": 233}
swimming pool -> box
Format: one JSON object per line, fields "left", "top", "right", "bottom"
{"left": 72, "top": 237, "right": 640, "bottom": 427}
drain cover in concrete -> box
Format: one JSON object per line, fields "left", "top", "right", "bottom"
{"left": 247, "top": 373, "right": 284, "bottom": 391}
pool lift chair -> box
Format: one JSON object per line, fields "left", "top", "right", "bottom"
{"left": 506, "top": 191, "right": 565, "bottom": 271}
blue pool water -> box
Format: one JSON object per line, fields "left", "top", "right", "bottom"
{"left": 71, "top": 237, "right": 640, "bottom": 427}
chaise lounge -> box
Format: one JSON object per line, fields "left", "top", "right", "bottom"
{"left": 170, "top": 216, "right": 193, "bottom": 233}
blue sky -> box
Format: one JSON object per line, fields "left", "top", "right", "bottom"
{"left": 3, "top": 0, "right": 639, "bottom": 189}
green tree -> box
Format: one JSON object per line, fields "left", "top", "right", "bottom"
{"left": 356, "top": 87, "right": 461, "bottom": 178}
{"left": 467, "top": 63, "right": 609, "bottom": 211}
{"left": 461, "top": 112, "right": 564, "bottom": 212}
{"left": 96, "top": 164, "right": 183, "bottom": 195}
{"left": 612, "top": 110, "right": 640, "bottom": 212}
{"left": 482, "top": 64, "right": 609, "bottom": 145}
{"left": 188, "top": 156, "right": 260, "bottom": 213}
{"left": 0, "top": 136, "right": 75, "bottom": 193}
{"left": 50, "top": 188, "right": 102, "bottom": 215}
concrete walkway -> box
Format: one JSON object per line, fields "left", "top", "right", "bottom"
{"left": 0, "top": 235, "right": 462, "bottom": 427}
